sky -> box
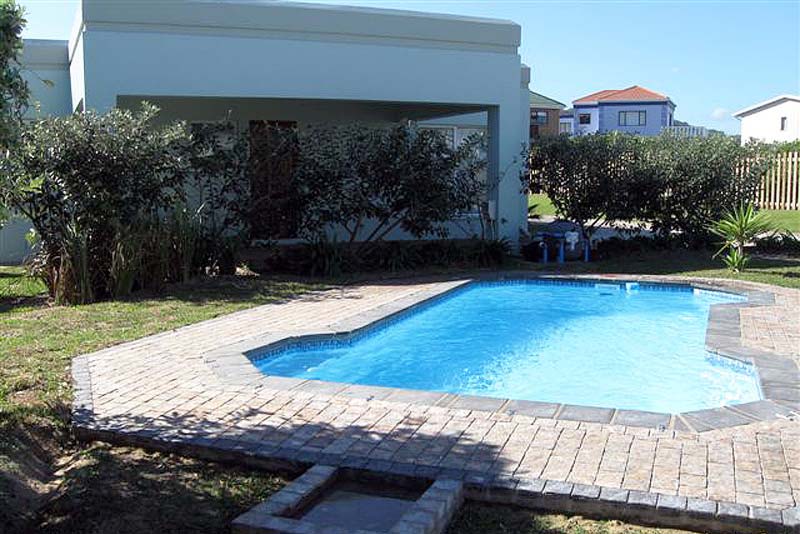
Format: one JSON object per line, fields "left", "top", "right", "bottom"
{"left": 18, "top": 0, "right": 800, "bottom": 134}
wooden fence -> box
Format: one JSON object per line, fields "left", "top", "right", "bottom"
{"left": 757, "top": 151, "right": 800, "bottom": 210}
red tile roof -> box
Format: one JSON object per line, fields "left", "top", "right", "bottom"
{"left": 574, "top": 85, "right": 670, "bottom": 104}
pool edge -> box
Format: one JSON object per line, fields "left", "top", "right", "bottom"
{"left": 202, "top": 273, "right": 800, "bottom": 434}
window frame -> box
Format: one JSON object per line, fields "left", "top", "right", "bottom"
{"left": 531, "top": 111, "right": 549, "bottom": 126}
{"left": 618, "top": 110, "right": 647, "bottom": 127}
{"left": 578, "top": 113, "right": 591, "bottom": 125}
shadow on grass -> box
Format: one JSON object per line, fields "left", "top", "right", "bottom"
{"left": 52, "top": 402, "right": 517, "bottom": 534}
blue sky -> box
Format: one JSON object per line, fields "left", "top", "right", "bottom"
{"left": 19, "top": 0, "right": 800, "bottom": 134}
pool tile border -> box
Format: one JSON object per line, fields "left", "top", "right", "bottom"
{"left": 202, "top": 273, "right": 800, "bottom": 433}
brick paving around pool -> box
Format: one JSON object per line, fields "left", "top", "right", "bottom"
{"left": 71, "top": 274, "right": 800, "bottom": 532}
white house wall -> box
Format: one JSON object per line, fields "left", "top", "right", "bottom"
{"left": 20, "top": 40, "right": 72, "bottom": 118}
{"left": 4, "top": 0, "right": 530, "bottom": 263}
{"left": 739, "top": 100, "right": 800, "bottom": 144}
{"left": 74, "top": 4, "right": 528, "bottom": 242}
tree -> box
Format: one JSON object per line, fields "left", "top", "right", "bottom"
{"left": 0, "top": 0, "right": 30, "bottom": 224}
{"left": 291, "top": 123, "right": 487, "bottom": 248}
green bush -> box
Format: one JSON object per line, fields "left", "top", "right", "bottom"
{"left": 291, "top": 123, "right": 488, "bottom": 246}
{"left": 5, "top": 105, "right": 248, "bottom": 303}
{"left": 529, "top": 133, "right": 771, "bottom": 245}
{"left": 260, "top": 239, "right": 511, "bottom": 277}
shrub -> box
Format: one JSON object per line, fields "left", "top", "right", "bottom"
{"left": 5, "top": 105, "right": 247, "bottom": 303}
{"left": 644, "top": 135, "right": 767, "bottom": 245}
{"left": 529, "top": 133, "right": 650, "bottom": 238}
{"left": 258, "top": 239, "right": 510, "bottom": 277}
{"left": 291, "top": 123, "right": 488, "bottom": 246}
{"left": 528, "top": 133, "right": 771, "bottom": 246}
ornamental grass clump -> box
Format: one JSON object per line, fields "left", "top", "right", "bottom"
{"left": 710, "top": 203, "right": 775, "bottom": 272}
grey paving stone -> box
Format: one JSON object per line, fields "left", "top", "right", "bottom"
{"left": 385, "top": 389, "right": 448, "bottom": 406}
{"left": 685, "top": 497, "right": 717, "bottom": 516}
{"left": 516, "top": 478, "right": 546, "bottom": 495}
{"left": 445, "top": 394, "right": 507, "bottom": 412}
{"left": 728, "top": 400, "right": 796, "bottom": 421}
{"left": 613, "top": 410, "right": 671, "bottom": 429}
{"left": 503, "top": 400, "right": 560, "bottom": 418}
{"left": 543, "top": 480, "right": 574, "bottom": 496}
{"left": 762, "top": 385, "right": 800, "bottom": 403}
{"left": 681, "top": 407, "right": 753, "bottom": 430}
{"left": 599, "top": 487, "right": 629, "bottom": 504}
{"left": 558, "top": 405, "right": 615, "bottom": 424}
{"left": 656, "top": 494, "right": 687, "bottom": 514}
{"left": 571, "top": 484, "right": 601, "bottom": 500}
{"left": 627, "top": 490, "right": 658, "bottom": 508}
{"left": 717, "top": 502, "right": 750, "bottom": 522}
{"left": 749, "top": 506, "right": 783, "bottom": 526}
{"left": 782, "top": 506, "right": 800, "bottom": 529}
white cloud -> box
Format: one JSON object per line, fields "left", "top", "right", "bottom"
{"left": 710, "top": 107, "right": 730, "bottom": 121}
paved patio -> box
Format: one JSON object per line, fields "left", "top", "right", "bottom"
{"left": 72, "top": 274, "right": 800, "bottom": 532}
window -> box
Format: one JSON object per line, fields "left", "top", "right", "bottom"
{"left": 531, "top": 111, "right": 548, "bottom": 125}
{"left": 559, "top": 122, "right": 572, "bottom": 134}
{"left": 781, "top": 117, "right": 787, "bottom": 131}
{"left": 578, "top": 113, "right": 591, "bottom": 125}
{"left": 619, "top": 111, "right": 646, "bottom": 126}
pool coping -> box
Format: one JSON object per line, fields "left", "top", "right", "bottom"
{"left": 200, "top": 273, "right": 800, "bottom": 434}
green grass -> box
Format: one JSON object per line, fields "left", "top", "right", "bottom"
{"left": 529, "top": 248, "right": 800, "bottom": 289}
{"left": 0, "top": 266, "right": 47, "bottom": 307}
{"left": 529, "top": 193, "right": 557, "bottom": 217}
{"left": 768, "top": 209, "right": 800, "bottom": 233}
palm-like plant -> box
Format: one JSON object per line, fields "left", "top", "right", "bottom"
{"left": 710, "top": 203, "right": 774, "bottom": 272}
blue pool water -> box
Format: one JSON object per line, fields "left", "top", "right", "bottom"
{"left": 252, "top": 281, "right": 761, "bottom": 413}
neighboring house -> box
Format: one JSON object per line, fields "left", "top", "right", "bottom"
{"left": 734, "top": 95, "right": 800, "bottom": 144}
{"left": 559, "top": 108, "right": 574, "bottom": 135}
{"left": 529, "top": 91, "right": 565, "bottom": 140}
{"left": 2, "top": 0, "right": 531, "bottom": 262}
{"left": 570, "top": 85, "right": 676, "bottom": 136}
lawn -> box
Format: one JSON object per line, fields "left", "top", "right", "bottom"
{"left": 538, "top": 247, "right": 800, "bottom": 289}
{"left": 0, "top": 268, "right": 321, "bottom": 533}
{"left": 529, "top": 193, "right": 557, "bottom": 217}
{"left": 4, "top": 256, "right": 799, "bottom": 532}
{"left": 770, "top": 209, "right": 800, "bottom": 233}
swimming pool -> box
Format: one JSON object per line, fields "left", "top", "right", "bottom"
{"left": 251, "top": 280, "right": 761, "bottom": 413}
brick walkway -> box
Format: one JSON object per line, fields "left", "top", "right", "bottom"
{"left": 72, "top": 275, "right": 800, "bottom": 530}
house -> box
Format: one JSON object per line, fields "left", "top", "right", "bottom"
{"left": 559, "top": 109, "right": 574, "bottom": 135}
{"left": 569, "top": 85, "right": 676, "bottom": 136}
{"left": 3, "top": 0, "right": 532, "bottom": 263}
{"left": 734, "top": 95, "right": 800, "bottom": 144}
{"left": 529, "top": 91, "right": 565, "bottom": 140}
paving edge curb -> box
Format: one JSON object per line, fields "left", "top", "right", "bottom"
{"left": 73, "top": 425, "right": 800, "bottom": 534}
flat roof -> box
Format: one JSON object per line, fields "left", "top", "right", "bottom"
{"left": 75, "top": 0, "right": 521, "bottom": 53}
{"left": 21, "top": 39, "right": 69, "bottom": 67}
